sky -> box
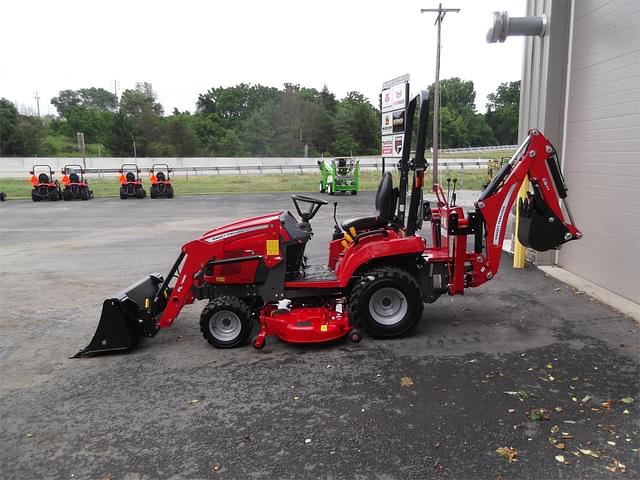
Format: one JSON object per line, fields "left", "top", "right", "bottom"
{"left": 0, "top": 0, "right": 525, "bottom": 116}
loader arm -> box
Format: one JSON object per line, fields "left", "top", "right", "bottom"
{"left": 441, "top": 129, "right": 582, "bottom": 294}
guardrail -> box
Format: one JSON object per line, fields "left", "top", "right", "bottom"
{"left": 81, "top": 159, "right": 491, "bottom": 178}
{"left": 439, "top": 145, "right": 518, "bottom": 153}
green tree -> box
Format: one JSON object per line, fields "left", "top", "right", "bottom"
{"left": 105, "top": 111, "right": 134, "bottom": 156}
{"left": 51, "top": 87, "right": 117, "bottom": 116}
{"left": 485, "top": 81, "right": 520, "bottom": 144}
{"left": 165, "top": 113, "right": 200, "bottom": 157}
{"left": 119, "top": 82, "right": 164, "bottom": 156}
{"left": 332, "top": 92, "right": 379, "bottom": 156}
{"left": 0, "top": 98, "right": 20, "bottom": 155}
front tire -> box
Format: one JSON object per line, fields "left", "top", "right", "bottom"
{"left": 200, "top": 296, "right": 253, "bottom": 348}
{"left": 349, "top": 267, "right": 423, "bottom": 338}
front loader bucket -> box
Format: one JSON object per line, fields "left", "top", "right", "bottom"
{"left": 517, "top": 190, "right": 571, "bottom": 252}
{"left": 72, "top": 274, "right": 164, "bottom": 358}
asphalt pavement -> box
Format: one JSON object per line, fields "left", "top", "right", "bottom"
{"left": 0, "top": 191, "right": 638, "bottom": 479}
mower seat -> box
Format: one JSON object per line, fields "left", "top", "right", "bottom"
{"left": 69, "top": 173, "right": 80, "bottom": 183}
{"left": 125, "top": 172, "right": 135, "bottom": 182}
{"left": 38, "top": 173, "right": 49, "bottom": 184}
{"left": 341, "top": 172, "right": 397, "bottom": 233}
{"left": 156, "top": 171, "right": 166, "bottom": 181}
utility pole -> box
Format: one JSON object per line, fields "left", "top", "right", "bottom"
{"left": 421, "top": 3, "right": 460, "bottom": 189}
{"left": 34, "top": 92, "right": 41, "bottom": 117}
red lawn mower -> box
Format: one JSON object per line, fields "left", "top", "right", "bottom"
{"left": 62, "top": 165, "right": 93, "bottom": 201}
{"left": 74, "top": 92, "right": 582, "bottom": 358}
{"left": 30, "top": 165, "right": 62, "bottom": 202}
{"left": 119, "top": 164, "right": 146, "bottom": 199}
{"left": 149, "top": 163, "right": 174, "bottom": 199}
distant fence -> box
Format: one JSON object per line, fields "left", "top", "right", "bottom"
{"left": 0, "top": 156, "right": 495, "bottom": 178}
{"left": 440, "top": 145, "right": 518, "bottom": 153}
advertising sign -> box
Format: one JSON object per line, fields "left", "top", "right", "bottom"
{"left": 380, "top": 74, "right": 409, "bottom": 158}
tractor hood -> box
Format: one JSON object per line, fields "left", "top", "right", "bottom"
{"left": 198, "top": 212, "right": 283, "bottom": 244}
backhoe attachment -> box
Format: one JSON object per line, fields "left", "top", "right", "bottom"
{"left": 518, "top": 183, "right": 573, "bottom": 251}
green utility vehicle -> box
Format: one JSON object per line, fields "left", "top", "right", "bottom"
{"left": 317, "top": 157, "right": 360, "bottom": 195}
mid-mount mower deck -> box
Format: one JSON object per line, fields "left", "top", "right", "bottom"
{"left": 74, "top": 92, "right": 582, "bottom": 358}
{"left": 30, "top": 165, "right": 63, "bottom": 202}
{"left": 149, "top": 163, "right": 174, "bottom": 198}
{"left": 119, "top": 164, "right": 146, "bottom": 199}
{"left": 61, "top": 165, "right": 93, "bottom": 201}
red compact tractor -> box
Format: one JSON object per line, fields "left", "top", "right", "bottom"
{"left": 30, "top": 165, "right": 63, "bottom": 202}
{"left": 118, "top": 164, "right": 146, "bottom": 199}
{"left": 74, "top": 92, "right": 582, "bottom": 358}
{"left": 61, "top": 165, "right": 93, "bottom": 201}
{"left": 149, "top": 163, "right": 174, "bottom": 199}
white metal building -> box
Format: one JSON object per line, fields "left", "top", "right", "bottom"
{"left": 519, "top": 0, "right": 639, "bottom": 309}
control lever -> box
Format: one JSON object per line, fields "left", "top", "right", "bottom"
{"left": 446, "top": 178, "right": 452, "bottom": 205}
{"left": 451, "top": 178, "right": 458, "bottom": 207}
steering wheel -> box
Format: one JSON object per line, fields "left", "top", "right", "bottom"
{"left": 291, "top": 195, "right": 328, "bottom": 222}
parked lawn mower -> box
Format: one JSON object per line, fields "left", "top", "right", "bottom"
{"left": 74, "top": 92, "right": 582, "bottom": 358}
{"left": 30, "top": 165, "right": 62, "bottom": 202}
{"left": 119, "top": 164, "right": 146, "bottom": 199}
{"left": 318, "top": 157, "right": 360, "bottom": 195}
{"left": 149, "top": 163, "right": 174, "bottom": 199}
{"left": 61, "top": 165, "right": 93, "bottom": 200}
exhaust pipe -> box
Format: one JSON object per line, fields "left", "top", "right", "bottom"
{"left": 72, "top": 274, "right": 165, "bottom": 358}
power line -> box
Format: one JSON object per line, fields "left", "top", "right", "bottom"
{"left": 421, "top": 3, "right": 460, "bottom": 189}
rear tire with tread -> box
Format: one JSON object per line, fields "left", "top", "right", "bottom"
{"left": 349, "top": 266, "right": 423, "bottom": 338}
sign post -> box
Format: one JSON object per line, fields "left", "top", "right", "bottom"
{"left": 381, "top": 74, "right": 410, "bottom": 173}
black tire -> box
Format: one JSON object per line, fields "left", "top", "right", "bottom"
{"left": 32, "top": 193, "right": 40, "bottom": 202}
{"left": 63, "top": 189, "right": 71, "bottom": 201}
{"left": 81, "top": 187, "right": 90, "bottom": 200}
{"left": 0, "top": 192, "right": 6, "bottom": 201}
{"left": 200, "top": 296, "right": 253, "bottom": 348}
{"left": 120, "top": 187, "right": 127, "bottom": 200}
{"left": 351, "top": 190, "right": 358, "bottom": 195}
{"left": 136, "top": 188, "right": 145, "bottom": 199}
{"left": 167, "top": 187, "right": 174, "bottom": 198}
{"left": 50, "top": 188, "right": 60, "bottom": 201}
{"left": 349, "top": 266, "right": 423, "bottom": 338}
{"left": 150, "top": 185, "right": 157, "bottom": 199}
{"left": 318, "top": 181, "right": 325, "bottom": 193}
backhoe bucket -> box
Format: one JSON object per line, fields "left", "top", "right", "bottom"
{"left": 517, "top": 190, "right": 571, "bottom": 252}
{"left": 72, "top": 274, "right": 164, "bottom": 358}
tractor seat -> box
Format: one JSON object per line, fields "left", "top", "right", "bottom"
{"left": 38, "top": 173, "right": 49, "bottom": 183}
{"left": 69, "top": 173, "right": 80, "bottom": 183}
{"left": 341, "top": 172, "right": 397, "bottom": 233}
{"left": 125, "top": 172, "right": 135, "bottom": 182}
{"left": 156, "top": 171, "right": 166, "bottom": 181}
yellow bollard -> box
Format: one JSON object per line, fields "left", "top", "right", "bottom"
{"left": 513, "top": 177, "right": 529, "bottom": 269}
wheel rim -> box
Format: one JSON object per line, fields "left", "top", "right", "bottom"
{"left": 209, "top": 310, "right": 242, "bottom": 342}
{"left": 369, "top": 287, "right": 407, "bottom": 326}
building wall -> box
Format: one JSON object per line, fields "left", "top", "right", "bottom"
{"left": 557, "top": 0, "right": 640, "bottom": 303}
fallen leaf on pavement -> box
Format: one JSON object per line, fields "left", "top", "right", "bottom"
{"left": 188, "top": 399, "right": 200, "bottom": 405}
{"left": 579, "top": 449, "right": 601, "bottom": 458}
{"left": 600, "top": 400, "right": 613, "bottom": 409}
{"left": 400, "top": 376, "right": 414, "bottom": 387}
{"left": 496, "top": 446, "right": 518, "bottom": 463}
{"left": 304, "top": 438, "right": 312, "bottom": 444}
{"left": 546, "top": 363, "right": 553, "bottom": 369}
{"left": 555, "top": 443, "right": 566, "bottom": 450}
{"left": 606, "top": 458, "right": 626, "bottom": 473}
{"left": 555, "top": 455, "right": 565, "bottom": 463}
{"left": 621, "top": 396, "right": 634, "bottom": 404}
{"left": 607, "top": 441, "right": 616, "bottom": 446}
{"left": 551, "top": 425, "right": 559, "bottom": 433}
{"left": 528, "top": 408, "right": 549, "bottom": 421}
{"left": 622, "top": 409, "right": 630, "bottom": 414}
{"left": 581, "top": 395, "right": 592, "bottom": 403}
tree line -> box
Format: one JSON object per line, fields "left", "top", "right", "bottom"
{"left": 0, "top": 79, "right": 519, "bottom": 158}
